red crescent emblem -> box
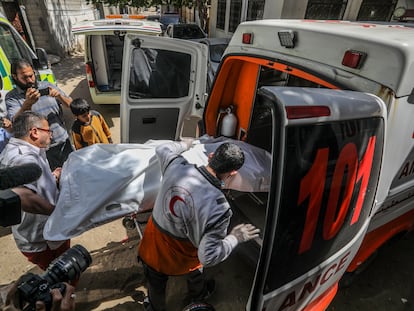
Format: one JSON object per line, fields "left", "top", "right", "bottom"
{"left": 169, "top": 196, "right": 185, "bottom": 217}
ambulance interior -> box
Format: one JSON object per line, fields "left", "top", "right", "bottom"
{"left": 89, "top": 34, "right": 124, "bottom": 92}
{"left": 202, "top": 57, "right": 334, "bottom": 302}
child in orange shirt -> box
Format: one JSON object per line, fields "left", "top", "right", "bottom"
{"left": 70, "top": 98, "right": 112, "bottom": 150}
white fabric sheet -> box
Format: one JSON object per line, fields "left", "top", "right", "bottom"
{"left": 43, "top": 136, "right": 271, "bottom": 241}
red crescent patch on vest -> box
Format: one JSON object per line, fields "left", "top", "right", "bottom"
{"left": 169, "top": 195, "right": 185, "bottom": 217}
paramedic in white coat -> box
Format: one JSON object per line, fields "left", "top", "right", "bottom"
{"left": 138, "top": 141, "right": 260, "bottom": 311}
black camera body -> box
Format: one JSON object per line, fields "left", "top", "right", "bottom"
{"left": 18, "top": 274, "right": 66, "bottom": 311}
{"left": 38, "top": 87, "right": 50, "bottom": 96}
{"left": 17, "top": 244, "right": 92, "bottom": 311}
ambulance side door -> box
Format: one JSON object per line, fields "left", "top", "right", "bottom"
{"left": 121, "top": 35, "right": 208, "bottom": 143}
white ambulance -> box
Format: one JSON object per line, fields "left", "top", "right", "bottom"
{"left": 72, "top": 15, "right": 162, "bottom": 105}
{"left": 120, "top": 20, "right": 414, "bottom": 310}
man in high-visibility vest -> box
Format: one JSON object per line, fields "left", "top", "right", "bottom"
{"left": 138, "top": 141, "right": 260, "bottom": 311}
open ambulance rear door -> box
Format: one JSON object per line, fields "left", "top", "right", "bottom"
{"left": 120, "top": 35, "right": 208, "bottom": 143}
{"left": 72, "top": 17, "right": 162, "bottom": 105}
{"left": 235, "top": 87, "right": 385, "bottom": 310}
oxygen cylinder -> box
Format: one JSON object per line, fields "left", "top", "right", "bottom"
{"left": 220, "top": 106, "right": 237, "bottom": 137}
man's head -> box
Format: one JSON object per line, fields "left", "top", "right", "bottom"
{"left": 13, "top": 111, "right": 52, "bottom": 148}
{"left": 11, "top": 59, "right": 37, "bottom": 90}
{"left": 208, "top": 142, "right": 245, "bottom": 181}
{"left": 70, "top": 98, "right": 91, "bottom": 124}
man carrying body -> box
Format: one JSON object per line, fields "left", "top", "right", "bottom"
{"left": 0, "top": 111, "right": 70, "bottom": 270}
{"left": 138, "top": 141, "right": 260, "bottom": 310}
{"left": 6, "top": 59, "right": 73, "bottom": 170}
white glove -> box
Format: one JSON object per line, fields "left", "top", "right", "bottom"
{"left": 180, "top": 137, "right": 195, "bottom": 150}
{"left": 230, "top": 223, "right": 260, "bottom": 243}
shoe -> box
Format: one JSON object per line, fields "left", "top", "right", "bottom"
{"left": 183, "top": 301, "right": 216, "bottom": 311}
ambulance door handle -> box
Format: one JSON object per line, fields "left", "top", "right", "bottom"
{"left": 142, "top": 117, "right": 156, "bottom": 124}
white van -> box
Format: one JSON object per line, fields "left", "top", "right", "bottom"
{"left": 72, "top": 15, "right": 162, "bottom": 105}
{"left": 120, "top": 20, "right": 414, "bottom": 310}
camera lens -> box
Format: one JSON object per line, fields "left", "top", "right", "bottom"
{"left": 43, "top": 244, "right": 92, "bottom": 284}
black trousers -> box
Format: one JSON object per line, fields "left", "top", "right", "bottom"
{"left": 46, "top": 138, "right": 73, "bottom": 170}
{"left": 141, "top": 261, "right": 206, "bottom": 311}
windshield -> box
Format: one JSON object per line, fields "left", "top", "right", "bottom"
{"left": 174, "top": 25, "right": 205, "bottom": 39}
{"left": 160, "top": 15, "right": 180, "bottom": 26}
{"left": 210, "top": 43, "right": 228, "bottom": 62}
{"left": 0, "top": 23, "right": 24, "bottom": 63}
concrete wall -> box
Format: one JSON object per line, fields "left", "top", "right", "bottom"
{"left": 21, "top": 0, "right": 95, "bottom": 56}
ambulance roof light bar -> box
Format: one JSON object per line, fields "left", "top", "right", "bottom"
{"left": 278, "top": 30, "right": 296, "bottom": 48}
{"left": 105, "top": 14, "right": 145, "bottom": 19}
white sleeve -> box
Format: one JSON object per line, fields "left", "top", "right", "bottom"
{"left": 155, "top": 141, "right": 188, "bottom": 173}
{"left": 197, "top": 210, "right": 238, "bottom": 267}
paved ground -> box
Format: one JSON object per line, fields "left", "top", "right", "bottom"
{"left": 0, "top": 54, "right": 413, "bottom": 311}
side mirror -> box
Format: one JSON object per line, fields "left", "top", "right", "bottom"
{"left": 35, "top": 48, "right": 49, "bottom": 69}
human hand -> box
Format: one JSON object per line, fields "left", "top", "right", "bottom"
{"left": 35, "top": 283, "right": 76, "bottom": 311}
{"left": 52, "top": 167, "right": 62, "bottom": 185}
{"left": 4, "top": 280, "right": 76, "bottom": 311}
{"left": 2, "top": 117, "right": 12, "bottom": 130}
{"left": 230, "top": 223, "right": 260, "bottom": 243}
{"left": 52, "top": 167, "right": 62, "bottom": 179}
{"left": 48, "top": 87, "right": 61, "bottom": 98}
{"left": 180, "top": 137, "right": 195, "bottom": 150}
{"left": 24, "top": 87, "right": 40, "bottom": 107}
{"left": 4, "top": 280, "right": 20, "bottom": 311}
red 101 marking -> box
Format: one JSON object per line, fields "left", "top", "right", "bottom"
{"left": 298, "top": 136, "right": 376, "bottom": 254}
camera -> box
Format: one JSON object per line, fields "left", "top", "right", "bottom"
{"left": 38, "top": 87, "right": 50, "bottom": 96}
{"left": 17, "top": 244, "right": 92, "bottom": 311}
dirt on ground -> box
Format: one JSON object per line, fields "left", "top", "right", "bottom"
{"left": 0, "top": 54, "right": 413, "bottom": 311}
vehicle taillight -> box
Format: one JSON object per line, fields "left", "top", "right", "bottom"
{"left": 85, "top": 63, "right": 95, "bottom": 88}
{"left": 342, "top": 50, "right": 366, "bottom": 69}
{"left": 242, "top": 33, "right": 253, "bottom": 44}
{"left": 286, "top": 106, "right": 331, "bottom": 119}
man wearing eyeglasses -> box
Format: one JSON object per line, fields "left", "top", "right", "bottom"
{"left": 0, "top": 111, "right": 70, "bottom": 270}
{"left": 5, "top": 59, "right": 74, "bottom": 170}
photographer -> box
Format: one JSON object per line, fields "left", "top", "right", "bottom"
{"left": 2, "top": 244, "right": 91, "bottom": 311}
{"left": 5, "top": 59, "right": 74, "bottom": 170}
{"left": 3, "top": 281, "right": 76, "bottom": 311}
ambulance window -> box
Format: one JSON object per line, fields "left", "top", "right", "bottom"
{"left": 247, "top": 94, "right": 273, "bottom": 152}
{"left": 129, "top": 47, "right": 191, "bottom": 99}
{"left": 258, "top": 66, "right": 326, "bottom": 89}
{"left": 0, "top": 24, "right": 22, "bottom": 63}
